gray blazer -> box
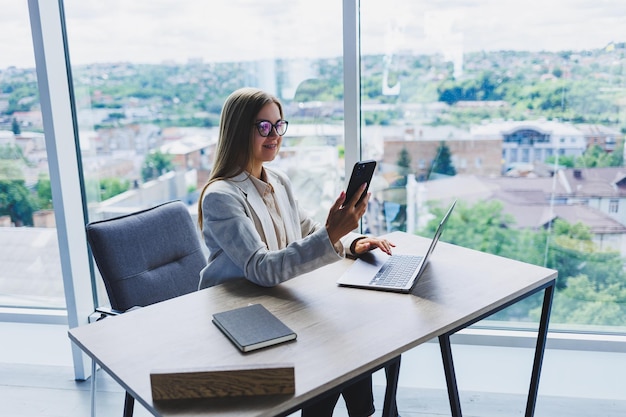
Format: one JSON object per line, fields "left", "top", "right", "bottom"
{"left": 199, "top": 168, "right": 357, "bottom": 289}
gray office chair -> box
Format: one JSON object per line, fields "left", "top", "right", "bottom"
{"left": 85, "top": 200, "right": 207, "bottom": 417}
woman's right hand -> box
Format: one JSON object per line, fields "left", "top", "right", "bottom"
{"left": 325, "top": 183, "right": 369, "bottom": 244}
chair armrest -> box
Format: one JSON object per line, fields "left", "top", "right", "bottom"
{"left": 89, "top": 305, "right": 145, "bottom": 323}
{"left": 89, "top": 306, "right": 123, "bottom": 323}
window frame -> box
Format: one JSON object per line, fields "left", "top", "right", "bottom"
{"left": 20, "top": 0, "right": 626, "bottom": 380}
{"left": 28, "top": 0, "right": 94, "bottom": 379}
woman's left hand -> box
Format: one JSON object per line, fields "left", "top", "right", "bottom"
{"left": 353, "top": 237, "right": 395, "bottom": 256}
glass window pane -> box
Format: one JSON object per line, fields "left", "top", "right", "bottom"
{"left": 0, "top": 3, "right": 65, "bottom": 309}
{"left": 64, "top": 1, "right": 344, "bottom": 222}
{"left": 360, "top": 0, "right": 626, "bottom": 332}
{"left": 63, "top": 1, "right": 344, "bottom": 305}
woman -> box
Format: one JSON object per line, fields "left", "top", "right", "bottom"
{"left": 197, "top": 87, "right": 394, "bottom": 417}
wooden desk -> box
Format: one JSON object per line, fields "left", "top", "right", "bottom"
{"left": 69, "top": 231, "right": 556, "bottom": 417}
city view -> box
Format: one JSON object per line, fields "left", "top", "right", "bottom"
{"left": 1, "top": 0, "right": 626, "bottom": 332}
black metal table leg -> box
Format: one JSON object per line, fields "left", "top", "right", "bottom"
{"left": 525, "top": 282, "right": 554, "bottom": 417}
{"left": 123, "top": 391, "right": 134, "bottom": 417}
{"left": 439, "top": 334, "right": 462, "bottom": 417}
{"left": 437, "top": 279, "right": 555, "bottom": 417}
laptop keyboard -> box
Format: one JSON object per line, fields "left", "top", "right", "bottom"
{"left": 370, "top": 255, "right": 423, "bottom": 288}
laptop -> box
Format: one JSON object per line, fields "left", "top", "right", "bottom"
{"left": 337, "top": 200, "right": 456, "bottom": 293}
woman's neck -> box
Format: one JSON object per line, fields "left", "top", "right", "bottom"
{"left": 248, "top": 162, "right": 263, "bottom": 179}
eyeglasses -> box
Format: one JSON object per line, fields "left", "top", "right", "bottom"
{"left": 254, "top": 120, "right": 288, "bottom": 137}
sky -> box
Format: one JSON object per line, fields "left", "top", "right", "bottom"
{"left": 2, "top": 0, "right": 626, "bottom": 70}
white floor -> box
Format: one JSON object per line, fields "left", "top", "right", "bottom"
{"left": 371, "top": 341, "right": 626, "bottom": 401}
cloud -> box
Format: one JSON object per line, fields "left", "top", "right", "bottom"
{"left": 2, "top": 0, "right": 625, "bottom": 69}
{"left": 0, "top": 2, "right": 36, "bottom": 69}
{"left": 62, "top": 0, "right": 343, "bottom": 65}
{"left": 361, "top": 0, "right": 626, "bottom": 54}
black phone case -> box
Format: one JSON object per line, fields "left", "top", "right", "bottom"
{"left": 344, "top": 160, "right": 376, "bottom": 206}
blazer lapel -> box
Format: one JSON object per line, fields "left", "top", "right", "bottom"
{"left": 230, "top": 172, "right": 280, "bottom": 250}
{"left": 266, "top": 170, "right": 300, "bottom": 244}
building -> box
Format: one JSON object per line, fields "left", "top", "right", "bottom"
{"left": 382, "top": 125, "right": 503, "bottom": 178}
{"left": 414, "top": 168, "right": 626, "bottom": 254}
{"left": 555, "top": 167, "right": 626, "bottom": 225}
{"left": 577, "top": 123, "right": 622, "bottom": 153}
{"left": 471, "top": 119, "right": 587, "bottom": 167}
{"left": 380, "top": 119, "right": 607, "bottom": 180}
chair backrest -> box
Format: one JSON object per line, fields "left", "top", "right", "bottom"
{"left": 85, "top": 200, "right": 207, "bottom": 312}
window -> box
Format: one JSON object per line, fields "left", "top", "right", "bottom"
{"left": 0, "top": 2, "right": 65, "bottom": 312}
{"left": 521, "top": 148, "right": 530, "bottom": 163}
{"left": 62, "top": 0, "right": 345, "bottom": 306}
{"left": 360, "top": 0, "right": 626, "bottom": 333}
{"left": 7, "top": 0, "right": 626, "bottom": 353}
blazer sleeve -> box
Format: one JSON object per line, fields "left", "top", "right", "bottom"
{"left": 202, "top": 186, "right": 343, "bottom": 287}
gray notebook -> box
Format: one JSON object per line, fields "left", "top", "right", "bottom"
{"left": 337, "top": 200, "right": 456, "bottom": 293}
{"left": 212, "top": 304, "right": 297, "bottom": 352}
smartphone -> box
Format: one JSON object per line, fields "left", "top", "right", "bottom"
{"left": 344, "top": 160, "right": 377, "bottom": 207}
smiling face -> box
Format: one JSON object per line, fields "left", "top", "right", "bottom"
{"left": 247, "top": 102, "right": 283, "bottom": 178}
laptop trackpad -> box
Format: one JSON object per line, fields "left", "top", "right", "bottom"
{"left": 338, "top": 250, "right": 390, "bottom": 284}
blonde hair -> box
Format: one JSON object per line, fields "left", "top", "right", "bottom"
{"left": 197, "top": 87, "right": 283, "bottom": 229}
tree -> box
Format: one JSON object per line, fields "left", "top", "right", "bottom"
{"left": 141, "top": 150, "right": 174, "bottom": 182}
{"left": 575, "top": 144, "right": 618, "bottom": 168}
{"left": 422, "top": 200, "right": 519, "bottom": 257}
{"left": 610, "top": 140, "right": 624, "bottom": 166}
{"left": 99, "top": 177, "right": 130, "bottom": 200}
{"left": 436, "top": 71, "right": 505, "bottom": 105}
{"left": 545, "top": 154, "right": 575, "bottom": 167}
{"left": 539, "top": 274, "right": 626, "bottom": 326}
{"left": 395, "top": 147, "right": 411, "bottom": 186}
{"left": 84, "top": 177, "right": 131, "bottom": 202}
{"left": 547, "top": 144, "right": 624, "bottom": 169}
{"left": 0, "top": 161, "right": 36, "bottom": 226}
{"left": 397, "top": 147, "right": 411, "bottom": 174}
{"left": 0, "top": 144, "right": 27, "bottom": 162}
{"left": 430, "top": 142, "right": 456, "bottom": 177}
{"left": 0, "top": 147, "right": 37, "bottom": 226}
{"left": 36, "top": 174, "right": 53, "bottom": 210}
{"left": 419, "top": 200, "right": 626, "bottom": 325}
{"left": 292, "top": 78, "right": 336, "bottom": 102}
{"left": 547, "top": 219, "right": 624, "bottom": 289}
{"left": 11, "top": 118, "right": 21, "bottom": 135}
